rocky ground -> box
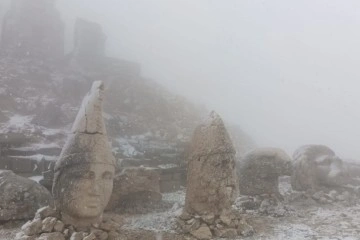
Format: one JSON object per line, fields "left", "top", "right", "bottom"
{"left": 1, "top": 177, "right": 360, "bottom": 240}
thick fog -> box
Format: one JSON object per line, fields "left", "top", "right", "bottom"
{"left": 3, "top": 0, "right": 360, "bottom": 160}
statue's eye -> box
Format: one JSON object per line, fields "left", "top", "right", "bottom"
{"left": 102, "top": 171, "right": 113, "bottom": 180}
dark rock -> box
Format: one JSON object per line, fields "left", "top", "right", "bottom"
{"left": 0, "top": 170, "right": 52, "bottom": 221}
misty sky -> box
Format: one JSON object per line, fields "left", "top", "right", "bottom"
{"left": 3, "top": 0, "right": 360, "bottom": 160}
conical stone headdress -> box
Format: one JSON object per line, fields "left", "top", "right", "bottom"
{"left": 53, "top": 81, "right": 115, "bottom": 196}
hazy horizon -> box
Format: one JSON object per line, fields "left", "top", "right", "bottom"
{"left": 2, "top": 0, "right": 360, "bottom": 160}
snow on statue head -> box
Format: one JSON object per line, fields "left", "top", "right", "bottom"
{"left": 52, "top": 81, "right": 115, "bottom": 228}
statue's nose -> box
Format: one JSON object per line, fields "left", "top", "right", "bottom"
{"left": 89, "top": 180, "right": 101, "bottom": 196}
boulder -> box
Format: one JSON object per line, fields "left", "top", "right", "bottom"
{"left": 0, "top": 170, "right": 52, "bottom": 221}
{"left": 238, "top": 148, "right": 292, "bottom": 199}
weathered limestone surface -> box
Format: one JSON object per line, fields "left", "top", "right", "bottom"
{"left": 106, "top": 167, "right": 162, "bottom": 211}
{"left": 291, "top": 145, "right": 353, "bottom": 192}
{"left": 52, "top": 81, "right": 116, "bottom": 228}
{"left": 0, "top": 170, "right": 52, "bottom": 221}
{"left": 0, "top": 0, "right": 64, "bottom": 59}
{"left": 179, "top": 111, "right": 253, "bottom": 239}
{"left": 238, "top": 147, "right": 292, "bottom": 199}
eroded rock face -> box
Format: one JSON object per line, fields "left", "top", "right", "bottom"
{"left": 0, "top": 170, "right": 52, "bottom": 221}
{"left": 238, "top": 148, "right": 292, "bottom": 199}
{"left": 291, "top": 145, "right": 352, "bottom": 192}
{"left": 106, "top": 167, "right": 162, "bottom": 211}
{"left": 179, "top": 112, "right": 252, "bottom": 239}
{"left": 0, "top": 0, "right": 64, "bottom": 59}
{"left": 52, "top": 81, "right": 116, "bottom": 228}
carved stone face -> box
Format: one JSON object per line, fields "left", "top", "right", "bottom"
{"left": 315, "top": 156, "right": 348, "bottom": 187}
{"left": 57, "top": 163, "right": 114, "bottom": 226}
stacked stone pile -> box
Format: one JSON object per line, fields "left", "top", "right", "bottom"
{"left": 16, "top": 206, "right": 124, "bottom": 240}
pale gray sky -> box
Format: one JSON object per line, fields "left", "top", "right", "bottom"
{"left": 4, "top": 0, "right": 360, "bottom": 160}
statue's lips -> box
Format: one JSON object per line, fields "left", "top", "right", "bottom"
{"left": 84, "top": 198, "right": 101, "bottom": 208}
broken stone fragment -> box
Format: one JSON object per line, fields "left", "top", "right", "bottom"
{"left": 107, "top": 231, "right": 121, "bottom": 240}
{"left": 37, "top": 232, "right": 65, "bottom": 240}
{"left": 190, "top": 225, "right": 212, "bottom": 240}
{"left": 237, "top": 220, "right": 255, "bottom": 237}
{"left": 42, "top": 217, "right": 57, "bottom": 232}
{"left": 91, "top": 229, "right": 108, "bottom": 240}
{"left": 35, "top": 206, "right": 58, "bottom": 220}
{"left": 214, "top": 228, "right": 238, "bottom": 238}
{"left": 83, "top": 232, "right": 96, "bottom": 240}
{"left": 15, "top": 232, "right": 36, "bottom": 240}
{"left": 21, "top": 218, "right": 42, "bottom": 236}
{"left": 99, "top": 220, "right": 121, "bottom": 232}
{"left": 53, "top": 220, "right": 65, "bottom": 232}
{"left": 70, "top": 232, "right": 87, "bottom": 240}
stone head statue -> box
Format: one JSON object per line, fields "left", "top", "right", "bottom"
{"left": 53, "top": 81, "right": 115, "bottom": 228}
{"left": 291, "top": 145, "right": 351, "bottom": 191}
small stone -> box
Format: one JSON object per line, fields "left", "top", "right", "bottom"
{"left": 67, "top": 226, "right": 75, "bottom": 236}
{"left": 179, "top": 212, "right": 192, "bottom": 221}
{"left": 214, "top": 228, "right": 238, "bottom": 238}
{"left": 336, "top": 191, "right": 351, "bottom": 202}
{"left": 312, "top": 191, "right": 325, "bottom": 201}
{"left": 201, "top": 214, "right": 215, "bottom": 225}
{"left": 63, "top": 229, "right": 70, "bottom": 238}
{"left": 328, "top": 190, "right": 338, "bottom": 200}
{"left": 21, "top": 218, "right": 42, "bottom": 236}
{"left": 237, "top": 220, "right": 254, "bottom": 237}
{"left": 91, "top": 229, "right": 108, "bottom": 240}
{"left": 83, "top": 233, "right": 96, "bottom": 240}
{"left": 108, "top": 231, "right": 120, "bottom": 240}
{"left": 38, "top": 232, "right": 65, "bottom": 240}
{"left": 190, "top": 225, "right": 213, "bottom": 240}
{"left": 35, "top": 206, "right": 58, "bottom": 220}
{"left": 99, "top": 220, "right": 120, "bottom": 232}
{"left": 42, "top": 217, "right": 57, "bottom": 232}
{"left": 15, "top": 232, "right": 36, "bottom": 240}
{"left": 70, "top": 232, "right": 87, "bottom": 240}
{"left": 183, "top": 218, "right": 201, "bottom": 233}
{"left": 53, "top": 220, "right": 65, "bottom": 232}
{"left": 219, "top": 214, "right": 232, "bottom": 226}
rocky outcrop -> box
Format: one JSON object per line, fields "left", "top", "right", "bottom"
{"left": 238, "top": 148, "right": 292, "bottom": 199}
{"left": 179, "top": 112, "right": 253, "bottom": 239}
{"left": 291, "top": 145, "right": 354, "bottom": 192}
{"left": 0, "top": 170, "right": 52, "bottom": 221}
{"left": 0, "top": 0, "right": 64, "bottom": 59}
{"left": 106, "top": 167, "right": 162, "bottom": 211}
